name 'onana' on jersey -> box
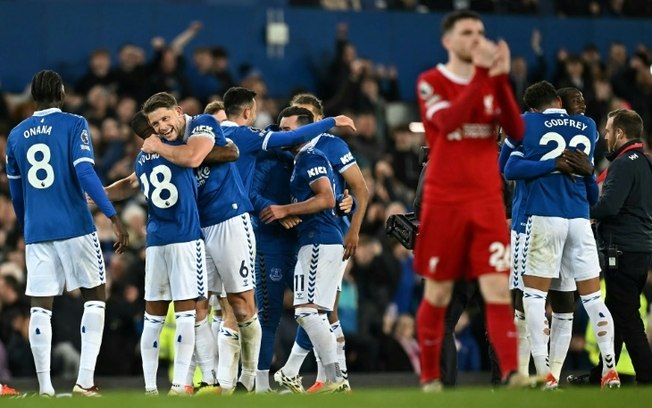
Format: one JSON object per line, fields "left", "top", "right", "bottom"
{"left": 6, "top": 108, "right": 96, "bottom": 244}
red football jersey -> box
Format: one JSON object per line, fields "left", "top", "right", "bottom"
{"left": 416, "top": 65, "right": 524, "bottom": 204}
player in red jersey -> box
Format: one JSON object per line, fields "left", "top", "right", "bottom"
{"left": 413, "top": 10, "right": 526, "bottom": 391}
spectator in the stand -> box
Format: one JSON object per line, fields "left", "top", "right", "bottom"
{"left": 76, "top": 49, "right": 118, "bottom": 96}
{"left": 509, "top": 29, "right": 547, "bottom": 110}
{"left": 114, "top": 43, "right": 149, "bottom": 103}
{"left": 148, "top": 22, "right": 202, "bottom": 101}
{"left": 387, "top": 124, "right": 423, "bottom": 192}
{"left": 212, "top": 47, "right": 237, "bottom": 97}
{"left": 188, "top": 47, "right": 220, "bottom": 105}
{"left": 555, "top": 54, "right": 595, "bottom": 103}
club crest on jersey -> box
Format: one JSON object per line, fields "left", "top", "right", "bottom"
{"left": 418, "top": 80, "right": 433, "bottom": 100}
{"left": 80, "top": 129, "right": 90, "bottom": 144}
{"left": 269, "top": 267, "right": 283, "bottom": 282}
{"left": 483, "top": 95, "right": 494, "bottom": 115}
{"left": 191, "top": 125, "right": 215, "bottom": 137}
{"left": 307, "top": 166, "right": 327, "bottom": 177}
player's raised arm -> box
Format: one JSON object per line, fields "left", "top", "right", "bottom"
{"left": 261, "top": 115, "right": 355, "bottom": 150}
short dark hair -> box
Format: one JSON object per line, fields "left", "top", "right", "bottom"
{"left": 277, "top": 106, "right": 314, "bottom": 127}
{"left": 204, "top": 100, "right": 225, "bottom": 115}
{"left": 290, "top": 93, "right": 324, "bottom": 117}
{"left": 608, "top": 109, "right": 643, "bottom": 140}
{"left": 557, "top": 87, "right": 581, "bottom": 111}
{"left": 523, "top": 81, "right": 558, "bottom": 111}
{"left": 142, "top": 92, "right": 177, "bottom": 114}
{"left": 130, "top": 111, "right": 155, "bottom": 139}
{"left": 223, "top": 87, "right": 256, "bottom": 118}
{"left": 31, "top": 70, "right": 65, "bottom": 104}
{"left": 441, "top": 10, "right": 482, "bottom": 34}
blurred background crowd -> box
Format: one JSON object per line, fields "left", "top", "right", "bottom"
{"left": 0, "top": 0, "right": 651, "bottom": 383}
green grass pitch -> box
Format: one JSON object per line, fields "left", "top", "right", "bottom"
{"left": 3, "top": 387, "right": 651, "bottom": 407}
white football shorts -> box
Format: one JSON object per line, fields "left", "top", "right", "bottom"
{"left": 293, "top": 244, "right": 345, "bottom": 311}
{"left": 203, "top": 213, "right": 256, "bottom": 295}
{"left": 523, "top": 215, "right": 599, "bottom": 286}
{"left": 26, "top": 232, "right": 106, "bottom": 296}
{"left": 144, "top": 239, "right": 207, "bottom": 301}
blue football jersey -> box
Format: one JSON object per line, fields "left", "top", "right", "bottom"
{"left": 499, "top": 140, "right": 527, "bottom": 234}
{"left": 290, "top": 147, "right": 342, "bottom": 246}
{"left": 6, "top": 108, "right": 96, "bottom": 243}
{"left": 183, "top": 115, "right": 252, "bottom": 227}
{"left": 520, "top": 109, "right": 598, "bottom": 219}
{"left": 250, "top": 149, "right": 298, "bottom": 254}
{"left": 310, "top": 133, "right": 357, "bottom": 232}
{"left": 135, "top": 140, "right": 202, "bottom": 247}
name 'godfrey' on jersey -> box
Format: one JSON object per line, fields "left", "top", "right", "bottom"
{"left": 6, "top": 109, "right": 96, "bottom": 243}
{"left": 291, "top": 147, "right": 342, "bottom": 246}
{"left": 135, "top": 140, "right": 202, "bottom": 247}
{"left": 516, "top": 109, "right": 598, "bottom": 219}
{"left": 186, "top": 114, "right": 252, "bottom": 227}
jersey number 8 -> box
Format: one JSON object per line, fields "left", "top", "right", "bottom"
{"left": 26, "top": 143, "right": 55, "bottom": 189}
{"left": 140, "top": 165, "right": 179, "bottom": 208}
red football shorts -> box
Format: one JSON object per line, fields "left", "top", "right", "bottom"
{"left": 414, "top": 199, "right": 510, "bottom": 281}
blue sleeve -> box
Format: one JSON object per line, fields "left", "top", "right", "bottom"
{"left": 504, "top": 152, "right": 556, "bottom": 181}
{"left": 498, "top": 139, "right": 518, "bottom": 174}
{"left": 262, "top": 118, "right": 336, "bottom": 150}
{"left": 8, "top": 178, "right": 24, "bottom": 230}
{"left": 189, "top": 114, "right": 223, "bottom": 146}
{"left": 75, "top": 161, "right": 117, "bottom": 219}
{"left": 249, "top": 155, "right": 277, "bottom": 213}
{"left": 585, "top": 174, "right": 599, "bottom": 206}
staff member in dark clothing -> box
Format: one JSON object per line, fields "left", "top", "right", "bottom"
{"left": 568, "top": 108, "right": 652, "bottom": 386}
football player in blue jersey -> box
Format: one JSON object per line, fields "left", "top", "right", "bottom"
{"left": 275, "top": 93, "right": 368, "bottom": 392}
{"left": 132, "top": 100, "right": 210, "bottom": 396}
{"left": 106, "top": 94, "right": 257, "bottom": 394}
{"left": 503, "top": 81, "right": 618, "bottom": 389}
{"left": 499, "top": 86, "right": 590, "bottom": 385}
{"left": 5, "top": 70, "right": 129, "bottom": 397}
{"left": 106, "top": 108, "right": 241, "bottom": 393}
{"left": 141, "top": 93, "right": 260, "bottom": 394}
{"left": 259, "top": 108, "right": 356, "bottom": 394}
{"left": 250, "top": 106, "right": 356, "bottom": 393}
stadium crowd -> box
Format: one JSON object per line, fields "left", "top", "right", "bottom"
{"left": 0, "top": 11, "right": 651, "bottom": 389}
